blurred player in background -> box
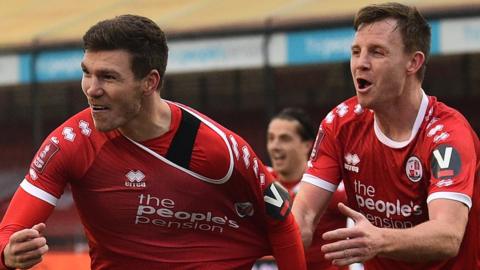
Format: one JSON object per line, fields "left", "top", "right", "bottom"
{"left": 293, "top": 2, "right": 480, "bottom": 269}
{"left": 0, "top": 14, "right": 306, "bottom": 270}
{"left": 267, "top": 107, "right": 348, "bottom": 270}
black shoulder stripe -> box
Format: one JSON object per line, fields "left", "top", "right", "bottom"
{"left": 166, "top": 108, "right": 201, "bottom": 170}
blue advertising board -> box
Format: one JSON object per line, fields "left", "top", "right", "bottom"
{"left": 20, "top": 49, "right": 83, "bottom": 83}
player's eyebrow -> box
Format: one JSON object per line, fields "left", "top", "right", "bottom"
{"left": 80, "top": 62, "right": 122, "bottom": 78}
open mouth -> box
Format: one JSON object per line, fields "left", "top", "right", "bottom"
{"left": 91, "top": 105, "right": 109, "bottom": 112}
{"left": 271, "top": 153, "right": 287, "bottom": 163}
{"left": 357, "top": 78, "right": 372, "bottom": 90}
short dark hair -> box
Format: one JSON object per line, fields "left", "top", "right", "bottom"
{"left": 83, "top": 14, "right": 168, "bottom": 88}
{"left": 272, "top": 107, "right": 316, "bottom": 142}
{"left": 354, "top": 2, "right": 431, "bottom": 81}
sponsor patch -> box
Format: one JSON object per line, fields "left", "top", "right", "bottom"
{"left": 263, "top": 182, "right": 291, "bottom": 220}
{"left": 431, "top": 145, "right": 461, "bottom": 180}
{"left": 29, "top": 168, "right": 38, "bottom": 180}
{"left": 405, "top": 156, "right": 423, "bottom": 182}
{"left": 310, "top": 127, "right": 325, "bottom": 162}
{"left": 32, "top": 142, "right": 59, "bottom": 173}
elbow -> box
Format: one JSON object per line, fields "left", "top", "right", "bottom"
{"left": 293, "top": 217, "right": 313, "bottom": 248}
{"left": 441, "top": 234, "right": 463, "bottom": 259}
{"left": 441, "top": 246, "right": 460, "bottom": 259}
{"left": 298, "top": 226, "right": 314, "bottom": 248}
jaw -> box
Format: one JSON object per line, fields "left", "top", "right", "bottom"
{"left": 91, "top": 114, "right": 121, "bottom": 132}
{"left": 356, "top": 92, "right": 376, "bottom": 110}
{"left": 271, "top": 157, "right": 289, "bottom": 173}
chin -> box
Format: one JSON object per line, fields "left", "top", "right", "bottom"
{"left": 356, "top": 96, "right": 373, "bottom": 110}
{"left": 92, "top": 121, "right": 115, "bottom": 132}
{"left": 272, "top": 165, "right": 283, "bottom": 173}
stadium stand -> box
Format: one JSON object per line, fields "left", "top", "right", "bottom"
{"left": 1, "top": 0, "right": 480, "bottom": 48}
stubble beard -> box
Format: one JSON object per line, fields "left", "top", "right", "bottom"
{"left": 91, "top": 102, "right": 142, "bottom": 132}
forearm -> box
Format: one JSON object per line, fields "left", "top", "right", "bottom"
{"left": 291, "top": 200, "right": 316, "bottom": 248}
{"left": 267, "top": 214, "right": 306, "bottom": 270}
{"left": 379, "top": 219, "right": 465, "bottom": 262}
{"left": 379, "top": 199, "right": 468, "bottom": 262}
{"left": 0, "top": 188, "right": 54, "bottom": 269}
{"left": 292, "top": 183, "right": 332, "bottom": 248}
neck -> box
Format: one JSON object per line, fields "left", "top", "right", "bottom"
{"left": 374, "top": 84, "right": 423, "bottom": 142}
{"left": 119, "top": 95, "right": 171, "bottom": 141}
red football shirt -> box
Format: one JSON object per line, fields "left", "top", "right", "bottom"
{"left": 0, "top": 102, "right": 305, "bottom": 270}
{"left": 304, "top": 93, "right": 480, "bottom": 270}
{"left": 269, "top": 168, "right": 348, "bottom": 270}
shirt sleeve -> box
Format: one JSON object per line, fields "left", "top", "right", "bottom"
{"left": 231, "top": 133, "right": 307, "bottom": 269}
{"left": 303, "top": 121, "right": 342, "bottom": 190}
{"left": 426, "top": 117, "right": 478, "bottom": 209}
{"left": 0, "top": 188, "right": 55, "bottom": 270}
{"left": 1, "top": 114, "right": 93, "bottom": 269}
{"left": 266, "top": 209, "right": 306, "bottom": 270}
{"left": 25, "top": 132, "right": 73, "bottom": 201}
{"left": 326, "top": 181, "right": 348, "bottom": 213}
{"left": 261, "top": 173, "right": 306, "bottom": 269}
{"left": 24, "top": 115, "right": 96, "bottom": 205}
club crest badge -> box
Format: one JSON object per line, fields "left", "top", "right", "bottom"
{"left": 234, "top": 202, "right": 254, "bottom": 218}
{"left": 405, "top": 156, "right": 423, "bottom": 182}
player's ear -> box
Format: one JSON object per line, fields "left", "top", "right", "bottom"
{"left": 406, "top": 51, "right": 425, "bottom": 77}
{"left": 143, "top": 69, "right": 160, "bottom": 96}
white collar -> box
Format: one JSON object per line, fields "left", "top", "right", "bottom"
{"left": 373, "top": 90, "right": 428, "bottom": 149}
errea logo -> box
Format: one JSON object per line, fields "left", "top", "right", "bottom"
{"left": 125, "top": 170, "right": 146, "bottom": 188}
{"left": 79, "top": 120, "right": 92, "bottom": 136}
{"left": 344, "top": 153, "right": 360, "bottom": 173}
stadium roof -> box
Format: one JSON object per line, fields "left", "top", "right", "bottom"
{"left": 1, "top": 0, "right": 480, "bottom": 50}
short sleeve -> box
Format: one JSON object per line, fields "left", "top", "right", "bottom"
{"left": 426, "top": 114, "right": 478, "bottom": 209}
{"left": 303, "top": 122, "right": 342, "bottom": 192}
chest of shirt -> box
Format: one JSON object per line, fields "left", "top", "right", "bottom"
{"left": 69, "top": 141, "right": 260, "bottom": 236}
{"left": 340, "top": 133, "right": 432, "bottom": 228}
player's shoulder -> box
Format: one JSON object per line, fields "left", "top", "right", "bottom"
{"left": 428, "top": 97, "right": 471, "bottom": 128}
{"left": 174, "top": 102, "right": 233, "bottom": 155}
{"left": 171, "top": 101, "right": 267, "bottom": 185}
{"left": 321, "top": 96, "right": 372, "bottom": 132}
{"left": 30, "top": 109, "right": 114, "bottom": 177}
{"left": 420, "top": 96, "right": 479, "bottom": 173}
{"left": 48, "top": 108, "right": 116, "bottom": 152}
{"left": 173, "top": 102, "right": 236, "bottom": 182}
{"left": 423, "top": 96, "right": 478, "bottom": 146}
{"left": 174, "top": 101, "right": 252, "bottom": 155}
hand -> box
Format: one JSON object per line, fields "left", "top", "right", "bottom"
{"left": 321, "top": 203, "right": 381, "bottom": 266}
{"left": 3, "top": 223, "right": 49, "bottom": 269}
